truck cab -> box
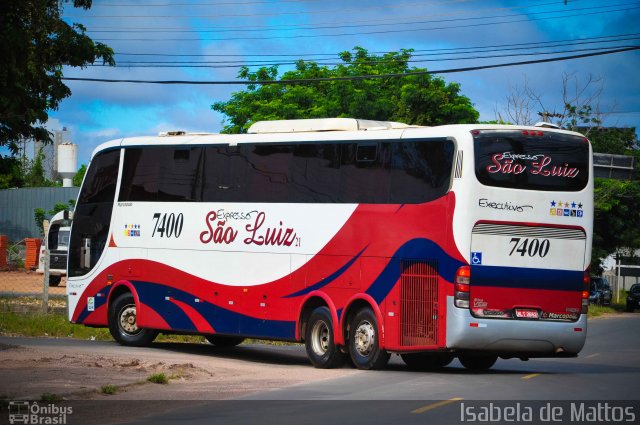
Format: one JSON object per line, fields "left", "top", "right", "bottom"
{"left": 36, "top": 210, "right": 72, "bottom": 286}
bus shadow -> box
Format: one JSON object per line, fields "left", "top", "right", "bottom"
{"left": 149, "top": 341, "right": 314, "bottom": 367}
{"left": 386, "top": 357, "right": 640, "bottom": 376}
{"left": 142, "top": 341, "right": 640, "bottom": 375}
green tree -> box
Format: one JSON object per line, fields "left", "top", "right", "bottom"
{"left": 592, "top": 179, "right": 640, "bottom": 272}
{"left": 589, "top": 127, "right": 639, "bottom": 154}
{"left": 212, "top": 47, "right": 479, "bottom": 133}
{"left": 0, "top": 0, "right": 114, "bottom": 153}
{"left": 587, "top": 125, "right": 640, "bottom": 271}
{"left": 24, "top": 148, "right": 48, "bottom": 187}
{"left": 73, "top": 164, "right": 87, "bottom": 187}
{"left": 0, "top": 154, "right": 24, "bottom": 189}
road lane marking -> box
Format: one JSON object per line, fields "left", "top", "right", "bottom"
{"left": 412, "top": 397, "right": 464, "bottom": 414}
{"left": 521, "top": 373, "right": 541, "bottom": 380}
{"left": 586, "top": 353, "right": 600, "bottom": 359}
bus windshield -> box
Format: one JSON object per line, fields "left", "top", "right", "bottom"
{"left": 473, "top": 130, "right": 589, "bottom": 191}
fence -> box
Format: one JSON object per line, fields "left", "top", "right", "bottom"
{"left": 0, "top": 187, "right": 79, "bottom": 242}
{"left": 0, "top": 236, "right": 66, "bottom": 315}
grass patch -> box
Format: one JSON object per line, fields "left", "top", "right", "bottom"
{"left": 40, "top": 393, "right": 63, "bottom": 402}
{"left": 588, "top": 302, "right": 626, "bottom": 318}
{"left": 0, "top": 311, "right": 111, "bottom": 340}
{"left": 0, "top": 310, "right": 209, "bottom": 343}
{"left": 147, "top": 373, "right": 169, "bottom": 384}
{"left": 100, "top": 384, "right": 118, "bottom": 395}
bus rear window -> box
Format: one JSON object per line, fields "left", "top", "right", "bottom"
{"left": 473, "top": 130, "right": 589, "bottom": 191}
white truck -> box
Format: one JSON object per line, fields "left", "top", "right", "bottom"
{"left": 36, "top": 210, "right": 72, "bottom": 286}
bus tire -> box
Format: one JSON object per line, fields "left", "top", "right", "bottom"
{"left": 305, "top": 307, "right": 346, "bottom": 369}
{"left": 401, "top": 353, "right": 454, "bottom": 371}
{"left": 458, "top": 354, "right": 497, "bottom": 371}
{"left": 48, "top": 275, "right": 62, "bottom": 286}
{"left": 348, "top": 307, "right": 390, "bottom": 370}
{"left": 205, "top": 335, "right": 245, "bottom": 347}
{"left": 108, "top": 293, "right": 158, "bottom": 347}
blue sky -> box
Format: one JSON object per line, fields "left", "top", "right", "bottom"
{"left": 48, "top": 0, "right": 640, "bottom": 165}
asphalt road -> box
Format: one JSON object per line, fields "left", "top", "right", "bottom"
{"left": 135, "top": 313, "right": 640, "bottom": 425}
{"left": 2, "top": 314, "right": 639, "bottom": 425}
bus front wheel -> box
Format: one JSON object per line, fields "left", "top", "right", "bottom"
{"left": 305, "top": 307, "right": 346, "bottom": 369}
{"left": 108, "top": 293, "right": 158, "bottom": 347}
{"left": 348, "top": 307, "right": 390, "bottom": 370}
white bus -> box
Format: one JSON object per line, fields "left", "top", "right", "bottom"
{"left": 67, "top": 118, "right": 593, "bottom": 370}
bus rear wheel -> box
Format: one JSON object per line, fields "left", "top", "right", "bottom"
{"left": 401, "top": 353, "right": 454, "bottom": 371}
{"left": 205, "top": 335, "right": 245, "bottom": 347}
{"left": 108, "top": 293, "right": 158, "bottom": 347}
{"left": 305, "top": 307, "right": 345, "bottom": 368}
{"left": 458, "top": 354, "right": 497, "bottom": 371}
{"left": 348, "top": 307, "right": 390, "bottom": 370}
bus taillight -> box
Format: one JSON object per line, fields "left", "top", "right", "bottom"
{"left": 455, "top": 266, "right": 471, "bottom": 308}
{"left": 582, "top": 271, "right": 590, "bottom": 314}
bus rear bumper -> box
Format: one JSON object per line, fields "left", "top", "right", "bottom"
{"left": 445, "top": 297, "right": 587, "bottom": 357}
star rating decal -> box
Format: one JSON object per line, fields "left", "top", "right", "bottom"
{"left": 549, "top": 200, "right": 584, "bottom": 219}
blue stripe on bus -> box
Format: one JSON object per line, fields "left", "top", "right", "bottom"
{"left": 283, "top": 246, "right": 368, "bottom": 299}
{"left": 133, "top": 281, "right": 295, "bottom": 339}
{"left": 366, "top": 238, "right": 466, "bottom": 304}
{"left": 470, "top": 265, "right": 583, "bottom": 291}
{"left": 134, "top": 281, "right": 197, "bottom": 330}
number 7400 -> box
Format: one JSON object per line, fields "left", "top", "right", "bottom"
{"left": 508, "top": 237, "right": 550, "bottom": 257}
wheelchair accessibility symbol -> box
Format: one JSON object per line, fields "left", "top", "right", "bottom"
{"left": 471, "top": 252, "right": 483, "bottom": 265}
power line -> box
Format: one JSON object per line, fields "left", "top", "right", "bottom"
{"left": 111, "top": 32, "right": 640, "bottom": 57}
{"left": 84, "top": 0, "right": 585, "bottom": 32}
{"left": 61, "top": 46, "right": 640, "bottom": 84}
{"left": 86, "top": 2, "right": 636, "bottom": 34}
{"left": 99, "top": 45, "right": 640, "bottom": 68}
{"left": 91, "top": 6, "right": 640, "bottom": 42}
{"left": 92, "top": 0, "right": 322, "bottom": 6}
{"left": 65, "top": 0, "right": 475, "bottom": 19}
{"left": 106, "top": 36, "right": 640, "bottom": 65}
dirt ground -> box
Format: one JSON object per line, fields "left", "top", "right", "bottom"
{"left": 0, "top": 337, "right": 358, "bottom": 424}
{"left": 0, "top": 270, "right": 66, "bottom": 296}
{"left": 0, "top": 338, "right": 356, "bottom": 401}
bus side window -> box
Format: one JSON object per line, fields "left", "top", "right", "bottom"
{"left": 119, "top": 147, "right": 204, "bottom": 202}
{"left": 389, "top": 139, "right": 454, "bottom": 204}
{"left": 340, "top": 143, "right": 390, "bottom": 203}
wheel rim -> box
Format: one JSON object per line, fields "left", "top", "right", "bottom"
{"left": 310, "top": 319, "right": 330, "bottom": 356}
{"left": 118, "top": 304, "right": 141, "bottom": 336}
{"left": 353, "top": 320, "right": 375, "bottom": 356}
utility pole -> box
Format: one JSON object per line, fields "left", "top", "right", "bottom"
{"left": 538, "top": 111, "right": 563, "bottom": 123}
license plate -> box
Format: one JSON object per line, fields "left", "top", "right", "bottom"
{"left": 515, "top": 309, "right": 539, "bottom": 319}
